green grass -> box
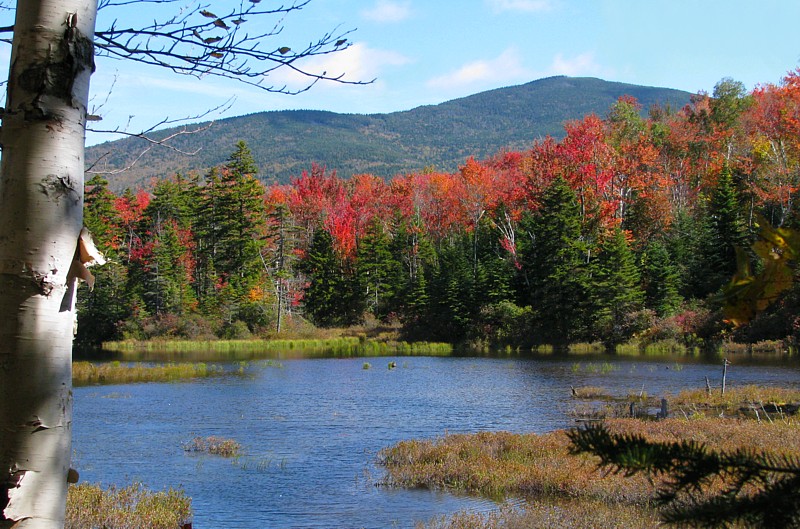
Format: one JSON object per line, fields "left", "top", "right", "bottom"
{"left": 66, "top": 482, "right": 191, "bottom": 529}
{"left": 72, "top": 361, "right": 227, "bottom": 386}
{"left": 102, "top": 337, "right": 453, "bottom": 359}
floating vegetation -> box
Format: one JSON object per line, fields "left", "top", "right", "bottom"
{"left": 183, "top": 436, "right": 241, "bottom": 458}
{"left": 363, "top": 362, "right": 371, "bottom": 370}
{"left": 571, "top": 362, "right": 618, "bottom": 374}
{"left": 66, "top": 482, "right": 191, "bottom": 529}
{"left": 73, "top": 361, "right": 227, "bottom": 386}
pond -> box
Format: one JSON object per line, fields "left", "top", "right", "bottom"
{"left": 72, "top": 354, "right": 800, "bottom": 528}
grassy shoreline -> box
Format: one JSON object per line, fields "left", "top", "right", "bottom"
{"left": 102, "top": 336, "right": 454, "bottom": 359}
{"left": 100, "top": 335, "right": 796, "bottom": 361}
{"left": 381, "top": 384, "right": 800, "bottom": 529}
{"left": 383, "top": 416, "right": 800, "bottom": 528}
{"left": 72, "top": 360, "right": 231, "bottom": 386}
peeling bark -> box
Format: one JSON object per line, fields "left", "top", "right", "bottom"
{"left": 0, "top": 1, "right": 97, "bottom": 528}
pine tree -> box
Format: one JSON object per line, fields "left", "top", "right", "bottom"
{"left": 590, "top": 228, "right": 645, "bottom": 347}
{"left": 641, "top": 239, "right": 683, "bottom": 317}
{"left": 356, "top": 220, "right": 401, "bottom": 319}
{"left": 569, "top": 423, "right": 800, "bottom": 528}
{"left": 299, "top": 229, "right": 363, "bottom": 327}
{"left": 193, "top": 142, "right": 267, "bottom": 323}
{"left": 217, "top": 141, "right": 267, "bottom": 293}
{"left": 427, "top": 236, "right": 477, "bottom": 341}
{"left": 77, "top": 175, "right": 130, "bottom": 345}
{"left": 517, "top": 177, "right": 591, "bottom": 348}
{"left": 698, "top": 164, "right": 748, "bottom": 296}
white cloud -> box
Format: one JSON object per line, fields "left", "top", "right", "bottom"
{"left": 270, "top": 42, "right": 412, "bottom": 89}
{"left": 426, "top": 48, "right": 530, "bottom": 90}
{"left": 361, "top": 0, "right": 413, "bottom": 23}
{"left": 486, "top": 0, "right": 554, "bottom": 13}
{"left": 548, "top": 52, "right": 604, "bottom": 77}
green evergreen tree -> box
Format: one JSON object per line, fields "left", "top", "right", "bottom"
{"left": 590, "top": 228, "right": 645, "bottom": 348}
{"left": 389, "top": 219, "right": 435, "bottom": 326}
{"left": 217, "top": 141, "right": 267, "bottom": 292}
{"left": 474, "top": 218, "right": 515, "bottom": 306}
{"left": 77, "top": 176, "right": 130, "bottom": 346}
{"left": 517, "top": 177, "right": 591, "bottom": 349}
{"left": 193, "top": 142, "right": 267, "bottom": 327}
{"left": 698, "top": 164, "right": 748, "bottom": 296}
{"left": 427, "top": 236, "right": 477, "bottom": 341}
{"left": 356, "top": 220, "right": 401, "bottom": 319}
{"left": 569, "top": 423, "right": 800, "bottom": 528}
{"left": 299, "top": 229, "right": 363, "bottom": 327}
{"left": 641, "top": 239, "right": 683, "bottom": 317}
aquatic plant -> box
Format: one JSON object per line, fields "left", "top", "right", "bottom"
{"left": 102, "top": 337, "right": 453, "bottom": 360}
{"left": 417, "top": 499, "right": 659, "bottom": 529}
{"left": 183, "top": 436, "right": 241, "bottom": 458}
{"left": 72, "top": 361, "right": 225, "bottom": 386}
{"left": 65, "top": 482, "right": 191, "bottom": 529}
{"left": 381, "top": 417, "right": 800, "bottom": 524}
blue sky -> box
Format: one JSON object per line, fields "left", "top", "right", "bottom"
{"left": 3, "top": 1, "right": 799, "bottom": 145}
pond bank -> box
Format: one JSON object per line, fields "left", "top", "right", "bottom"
{"left": 101, "top": 336, "right": 453, "bottom": 360}
{"left": 383, "top": 415, "right": 800, "bottom": 529}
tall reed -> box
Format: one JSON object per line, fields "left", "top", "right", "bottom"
{"left": 102, "top": 337, "right": 453, "bottom": 360}
{"left": 72, "top": 361, "right": 225, "bottom": 386}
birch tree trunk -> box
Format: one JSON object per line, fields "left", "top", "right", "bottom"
{"left": 0, "top": 0, "right": 97, "bottom": 527}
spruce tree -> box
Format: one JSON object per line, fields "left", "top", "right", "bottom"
{"left": 299, "top": 229, "right": 364, "bottom": 327}
{"left": 77, "top": 176, "right": 130, "bottom": 345}
{"left": 517, "top": 177, "right": 591, "bottom": 348}
{"left": 427, "top": 236, "right": 477, "bottom": 341}
{"left": 216, "top": 141, "right": 267, "bottom": 294}
{"left": 569, "top": 423, "right": 800, "bottom": 528}
{"left": 356, "top": 220, "right": 401, "bottom": 319}
{"left": 699, "top": 164, "right": 748, "bottom": 296}
{"left": 590, "top": 228, "right": 645, "bottom": 348}
{"left": 641, "top": 239, "right": 683, "bottom": 317}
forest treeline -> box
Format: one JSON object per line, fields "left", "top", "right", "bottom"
{"left": 78, "top": 71, "right": 800, "bottom": 350}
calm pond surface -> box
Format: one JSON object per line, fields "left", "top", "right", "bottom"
{"left": 73, "top": 354, "right": 800, "bottom": 528}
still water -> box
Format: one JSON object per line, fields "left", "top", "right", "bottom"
{"left": 73, "top": 355, "right": 800, "bottom": 528}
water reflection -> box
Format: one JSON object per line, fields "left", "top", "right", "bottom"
{"left": 72, "top": 355, "right": 800, "bottom": 528}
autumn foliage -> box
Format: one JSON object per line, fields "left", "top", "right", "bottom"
{"left": 79, "top": 70, "right": 800, "bottom": 348}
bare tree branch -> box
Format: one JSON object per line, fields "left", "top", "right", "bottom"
{"left": 85, "top": 98, "right": 235, "bottom": 174}
{"left": 93, "top": 0, "right": 372, "bottom": 95}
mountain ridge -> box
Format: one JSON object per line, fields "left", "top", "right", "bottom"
{"left": 87, "top": 76, "right": 693, "bottom": 191}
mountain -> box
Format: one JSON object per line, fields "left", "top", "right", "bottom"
{"left": 87, "top": 76, "right": 693, "bottom": 191}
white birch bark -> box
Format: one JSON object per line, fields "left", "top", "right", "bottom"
{"left": 0, "top": 0, "right": 97, "bottom": 527}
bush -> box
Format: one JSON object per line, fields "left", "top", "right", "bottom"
{"left": 219, "top": 320, "right": 252, "bottom": 340}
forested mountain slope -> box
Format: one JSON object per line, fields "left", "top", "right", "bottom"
{"left": 88, "top": 76, "right": 691, "bottom": 191}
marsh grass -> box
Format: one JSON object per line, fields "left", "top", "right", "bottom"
{"left": 73, "top": 361, "right": 225, "bottom": 386}
{"left": 417, "top": 499, "right": 660, "bottom": 529}
{"left": 570, "top": 386, "right": 612, "bottom": 399}
{"left": 672, "top": 384, "right": 800, "bottom": 417}
{"left": 381, "top": 417, "right": 800, "bottom": 528}
{"left": 571, "top": 362, "right": 618, "bottom": 374}
{"left": 183, "top": 436, "right": 241, "bottom": 457}
{"left": 103, "top": 337, "right": 453, "bottom": 360}
{"left": 66, "top": 482, "right": 191, "bottom": 529}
